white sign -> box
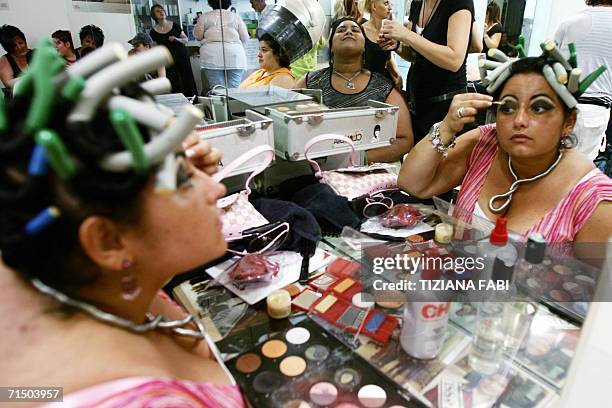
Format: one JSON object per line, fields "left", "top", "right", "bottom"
{"left": 72, "top": 0, "right": 131, "bottom": 14}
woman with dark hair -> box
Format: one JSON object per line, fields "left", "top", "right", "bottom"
{"left": 483, "top": 2, "right": 503, "bottom": 58}
{"left": 194, "top": 0, "right": 249, "bottom": 90}
{"left": 52, "top": 30, "right": 78, "bottom": 66}
{"left": 76, "top": 24, "right": 105, "bottom": 58}
{"left": 399, "top": 56, "right": 612, "bottom": 244}
{"left": 0, "top": 41, "right": 245, "bottom": 406}
{"left": 150, "top": 4, "right": 198, "bottom": 96}
{"left": 0, "top": 25, "right": 33, "bottom": 89}
{"left": 240, "top": 33, "right": 295, "bottom": 88}
{"left": 295, "top": 18, "right": 413, "bottom": 163}
{"left": 379, "top": 0, "right": 475, "bottom": 144}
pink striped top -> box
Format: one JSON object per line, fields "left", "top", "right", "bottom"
{"left": 454, "top": 124, "right": 612, "bottom": 243}
{"left": 39, "top": 377, "right": 245, "bottom": 408}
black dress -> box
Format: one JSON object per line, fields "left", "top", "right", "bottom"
{"left": 407, "top": 0, "right": 474, "bottom": 143}
{"left": 483, "top": 23, "right": 504, "bottom": 58}
{"left": 4, "top": 50, "right": 33, "bottom": 78}
{"left": 363, "top": 34, "right": 392, "bottom": 81}
{"left": 150, "top": 23, "right": 197, "bottom": 96}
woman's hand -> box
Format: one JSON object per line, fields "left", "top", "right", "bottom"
{"left": 443, "top": 93, "right": 493, "bottom": 135}
{"left": 378, "top": 38, "right": 398, "bottom": 51}
{"left": 182, "top": 134, "right": 222, "bottom": 175}
{"left": 169, "top": 36, "right": 177, "bottom": 42}
{"left": 380, "top": 19, "right": 411, "bottom": 44}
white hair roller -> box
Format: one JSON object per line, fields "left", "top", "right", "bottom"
{"left": 67, "top": 43, "right": 127, "bottom": 80}
{"left": 542, "top": 65, "right": 577, "bottom": 109}
{"left": 140, "top": 77, "right": 172, "bottom": 95}
{"left": 107, "top": 96, "right": 172, "bottom": 132}
{"left": 485, "top": 60, "right": 515, "bottom": 84}
{"left": 542, "top": 41, "right": 572, "bottom": 71}
{"left": 487, "top": 48, "right": 510, "bottom": 63}
{"left": 486, "top": 65, "right": 513, "bottom": 94}
{"left": 68, "top": 46, "right": 173, "bottom": 123}
{"left": 552, "top": 62, "right": 568, "bottom": 84}
{"left": 568, "top": 68, "right": 582, "bottom": 94}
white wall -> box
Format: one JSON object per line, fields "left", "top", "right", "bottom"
{"left": 0, "top": 0, "right": 136, "bottom": 54}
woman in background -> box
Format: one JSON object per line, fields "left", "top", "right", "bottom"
{"left": 76, "top": 25, "right": 105, "bottom": 57}
{"left": 380, "top": 0, "right": 475, "bottom": 144}
{"left": 194, "top": 0, "right": 249, "bottom": 90}
{"left": 360, "top": 0, "right": 402, "bottom": 89}
{"left": 52, "top": 30, "right": 78, "bottom": 66}
{"left": 150, "top": 4, "right": 198, "bottom": 96}
{"left": 240, "top": 34, "right": 295, "bottom": 88}
{"left": 0, "top": 25, "right": 32, "bottom": 89}
{"left": 296, "top": 18, "right": 413, "bottom": 163}
{"left": 482, "top": 1, "right": 503, "bottom": 58}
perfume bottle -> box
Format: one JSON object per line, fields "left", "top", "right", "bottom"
{"left": 514, "top": 232, "right": 547, "bottom": 298}
{"left": 476, "top": 217, "right": 518, "bottom": 281}
{"left": 469, "top": 256, "right": 514, "bottom": 374}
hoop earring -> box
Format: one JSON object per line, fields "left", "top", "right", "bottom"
{"left": 120, "top": 259, "right": 141, "bottom": 301}
{"left": 560, "top": 133, "right": 578, "bottom": 150}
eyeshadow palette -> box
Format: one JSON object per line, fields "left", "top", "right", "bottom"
{"left": 310, "top": 293, "right": 399, "bottom": 344}
{"left": 227, "top": 318, "right": 421, "bottom": 408}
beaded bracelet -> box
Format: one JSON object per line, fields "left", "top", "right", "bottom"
{"left": 429, "top": 122, "right": 456, "bottom": 158}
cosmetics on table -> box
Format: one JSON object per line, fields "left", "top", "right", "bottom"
{"left": 310, "top": 293, "right": 399, "bottom": 344}
{"left": 227, "top": 319, "right": 415, "bottom": 408}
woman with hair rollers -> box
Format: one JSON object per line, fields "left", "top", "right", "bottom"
{"left": 398, "top": 47, "right": 612, "bottom": 247}
{"left": 0, "top": 40, "right": 245, "bottom": 406}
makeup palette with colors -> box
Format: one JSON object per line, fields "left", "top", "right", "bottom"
{"left": 228, "top": 319, "right": 418, "bottom": 408}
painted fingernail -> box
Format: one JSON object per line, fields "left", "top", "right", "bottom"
{"left": 185, "top": 148, "right": 196, "bottom": 158}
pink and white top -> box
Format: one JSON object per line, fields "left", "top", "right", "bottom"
{"left": 454, "top": 124, "right": 612, "bottom": 243}
{"left": 40, "top": 377, "right": 245, "bottom": 408}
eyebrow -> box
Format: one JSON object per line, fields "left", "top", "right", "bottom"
{"left": 498, "top": 93, "right": 556, "bottom": 102}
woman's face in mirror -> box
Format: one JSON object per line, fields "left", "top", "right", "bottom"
{"left": 258, "top": 40, "right": 280, "bottom": 71}
{"left": 495, "top": 73, "right": 574, "bottom": 159}
{"left": 331, "top": 20, "right": 365, "bottom": 57}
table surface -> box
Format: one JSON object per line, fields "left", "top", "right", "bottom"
{"left": 173, "top": 210, "right": 589, "bottom": 408}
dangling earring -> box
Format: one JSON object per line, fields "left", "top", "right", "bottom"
{"left": 560, "top": 133, "right": 578, "bottom": 150}
{"left": 120, "top": 259, "right": 141, "bottom": 301}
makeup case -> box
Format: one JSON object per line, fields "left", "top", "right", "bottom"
{"left": 194, "top": 110, "right": 274, "bottom": 178}
{"left": 266, "top": 100, "right": 399, "bottom": 161}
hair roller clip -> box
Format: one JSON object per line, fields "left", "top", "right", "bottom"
{"left": 35, "top": 130, "right": 78, "bottom": 180}
{"left": 518, "top": 34, "right": 525, "bottom": 49}
{"left": 578, "top": 65, "right": 608, "bottom": 95}
{"left": 28, "top": 144, "right": 48, "bottom": 176}
{"left": 567, "top": 68, "right": 582, "bottom": 93}
{"left": 25, "top": 206, "right": 61, "bottom": 236}
{"left": 68, "top": 46, "right": 172, "bottom": 123}
{"left": 568, "top": 43, "right": 578, "bottom": 69}
{"left": 13, "top": 39, "right": 67, "bottom": 135}
{"left": 552, "top": 62, "right": 568, "bottom": 84}
{"left": 542, "top": 65, "right": 577, "bottom": 109}
{"left": 107, "top": 96, "right": 172, "bottom": 132}
{"left": 541, "top": 41, "right": 572, "bottom": 71}
{"left": 486, "top": 64, "right": 513, "bottom": 94}
{"left": 515, "top": 44, "right": 527, "bottom": 59}
{"left": 100, "top": 104, "right": 203, "bottom": 172}
{"left": 0, "top": 93, "right": 7, "bottom": 133}
{"left": 487, "top": 48, "right": 511, "bottom": 63}
{"left": 109, "top": 109, "right": 149, "bottom": 174}
{"left": 61, "top": 76, "right": 86, "bottom": 102}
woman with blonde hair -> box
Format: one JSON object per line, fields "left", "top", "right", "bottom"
{"left": 360, "top": 0, "right": 403, "bottom": 89}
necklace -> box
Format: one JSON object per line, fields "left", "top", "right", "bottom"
{"left": 488, "top": 151, "right": 564, "bottom": 213}
{"left": 333, "top": 69, "right": 362, "bottom": 89}
{"left": 419, "top": 0, "right": 441, "bottom": 34}
{"left": 31, "top": 278, "right": 206, "bottom": 340}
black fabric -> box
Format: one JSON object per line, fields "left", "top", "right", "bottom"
{"left": 411, "top": 98, "right": 453, "bottom": 144}
{"left": 483, "top": 23, "right": 504, "bottom": 57}
{"left": 149, "top": 23, "right": 197, "bottom": 96}
{"left": 306, "top": 67, "right": 394, "bottom": 109}
{"left": 251, "top": 198, "right": 322, "bottom": 251}
{"left": 407, "top": 0, "right": 474, "bottom": 101}
{"left": 4, "top": 49, "right": 32, "bottom": 78}
{"left": 291, "top": 183, "right": 361, "bottom": 234}
{"left": 363, "top": 34, "right": 392, "bottom": 80}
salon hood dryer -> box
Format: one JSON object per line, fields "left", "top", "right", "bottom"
{"left": 256, "top": 0, "right": 326, "bottom": 63}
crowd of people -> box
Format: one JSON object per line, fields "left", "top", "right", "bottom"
{"left": 1, "top": 0, "right": 612, "bottom": 406}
